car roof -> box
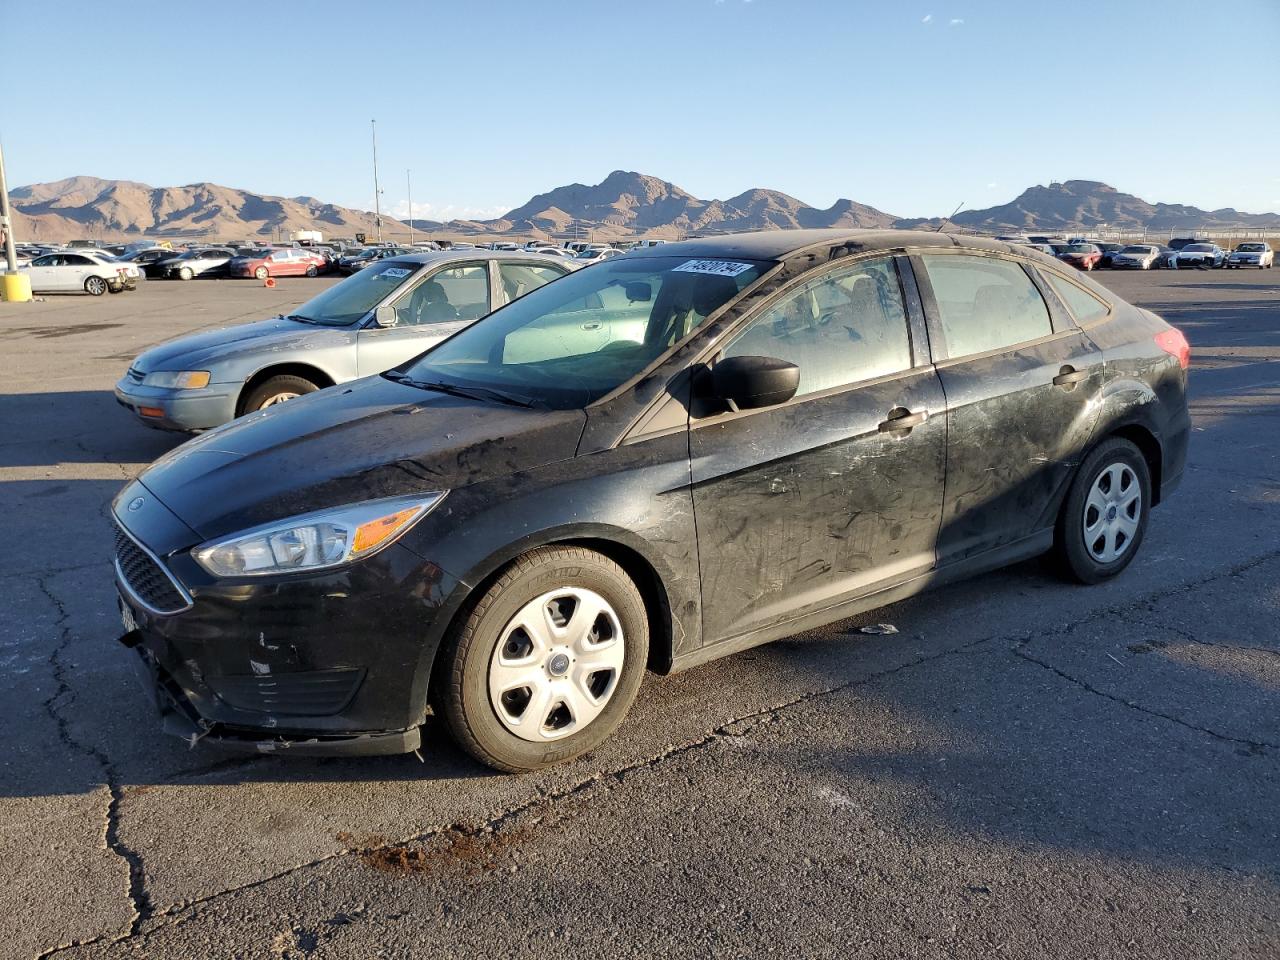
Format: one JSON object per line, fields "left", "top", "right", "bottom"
{"left": 383, "top": 249, "right": 571, "bottom": 266}
{"left": 621, "top": 228, "right": 1035, "bottom": 262}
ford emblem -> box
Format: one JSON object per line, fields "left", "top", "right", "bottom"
{"left": 127, "top": 497, "right": 145, "bottom": 512}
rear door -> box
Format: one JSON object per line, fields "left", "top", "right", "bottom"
{"left": 356, "top": 262, "right": 490, "bottom": 375}
{"left": 913, "top": 251, "right": 1104, "bottom": 566}
{"left": 690, "top": 255, "right": 946, "bottom": 646}
{"left": 494, "top": 260, "right": 568, "bottom": 308}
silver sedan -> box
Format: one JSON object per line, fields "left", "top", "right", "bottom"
{"left": 114, "top": 250, "right": 570, "bottom": 431}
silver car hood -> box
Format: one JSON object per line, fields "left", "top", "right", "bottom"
{"left": 132, "top": 316, "right": 351, "bottom": 373}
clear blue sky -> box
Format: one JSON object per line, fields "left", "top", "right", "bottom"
{"left": 4, "top": 0, "right": 1278, "bottom": 220}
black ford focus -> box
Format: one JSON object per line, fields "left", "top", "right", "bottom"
{"left": 113, "top": 230, "right": 1190, "bottom": 772}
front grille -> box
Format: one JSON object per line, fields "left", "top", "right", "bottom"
{"left": 114, "top": 523, "right": 190, "bottom": 615}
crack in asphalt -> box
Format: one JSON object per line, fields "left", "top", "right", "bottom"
{"left": 34, "top": 545, "right": 1280, "bottom": 957}
{"left": 34, "top": 576, "right": 153, "bottom": 957}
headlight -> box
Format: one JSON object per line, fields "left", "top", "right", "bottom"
{"left": 142, "top": 370, "right": 211, "bottom": 389}
{"left": 192, "top": 493, "right": 446, "bottom": 578}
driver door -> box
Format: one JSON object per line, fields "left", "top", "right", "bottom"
{"left": 356, "top": 262, "right": 490, "bottom": 375}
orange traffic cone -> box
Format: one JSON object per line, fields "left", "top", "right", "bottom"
{"left": 263, "top": 276, "right": 276, "bottom": 288}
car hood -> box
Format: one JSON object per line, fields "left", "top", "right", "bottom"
{"left": 131, "top": 316, "right": 346, "bottom": 373}
{"left": 136, "top": 374, "right": 587, "bottom": 540}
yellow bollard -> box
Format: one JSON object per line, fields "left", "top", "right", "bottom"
{"left": 1, "top": 272, "right": 33, "bottom": 302}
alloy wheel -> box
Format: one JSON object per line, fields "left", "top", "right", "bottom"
{"left": 488, "top": 587, "right": 625, "bottom": 742}
{"left": 257, "top": 391, "right": 299, "bottom": 409}
{"left": 1083, "top": 462, "right": 1141, "bottom": 563}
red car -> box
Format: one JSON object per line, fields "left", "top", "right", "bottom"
{"left": 1057, "top": 243, "right": 1102, "bottom": 271}
{"left": 228, "top": 248, "right": 328, "bottom": 279}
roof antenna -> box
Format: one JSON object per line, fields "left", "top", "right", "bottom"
{"left": 936, "top": 201, "right": 964, "bottom": 232}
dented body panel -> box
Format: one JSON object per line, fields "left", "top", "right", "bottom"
{"left": 113, "top": 228, "right": 1189, "bottom": 756}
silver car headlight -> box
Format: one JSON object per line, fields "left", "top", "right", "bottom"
{"left": 192, "top": 493, "right": 446, "bottom": 578}
{"left": 142, "top": 370, "right": 211, "bottom": 389}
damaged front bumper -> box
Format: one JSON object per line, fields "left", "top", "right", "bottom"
{"left": 119, "top": 623, "right": 422, "bottom": 757}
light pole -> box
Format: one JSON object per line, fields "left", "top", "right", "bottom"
{"left": 406, "top": 169, "right": 413, "bottom": 247}
{"left": 371, "top": 119, "right": 383, "bottom": 244}
{"left": 0, "top": 138, "right": 33, "bottom": 302}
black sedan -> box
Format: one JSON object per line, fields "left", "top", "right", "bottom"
{"left": 115, "top": 247, "right": 179, "bottom": 279}
{"left": 112, "top": 230, "right": 1191, "bottom": 772}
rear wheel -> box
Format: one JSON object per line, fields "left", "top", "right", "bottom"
{"left": 84, "top": 276, "right": 108, "bottom": 296}
{"left": 1054, "top": 437, "right": 1151, "bottom": 584}
{"left": 254, "top": 266, "right": 269, "bottom": 280}
{"left": 438, "top": 546, "right": 649, "bottom": 772}
{"left": 179, "top": 266, "right": 194, "bottom": 281}
{"left": 241, "top": 374, "right": 318, "bottom": 413}
{"left": 305, "top": 265, "right": 318, "bottom": 278}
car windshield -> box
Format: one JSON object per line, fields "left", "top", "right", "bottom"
{"left": 1120, "top": 246, "right": 1151, "bottom": 254}
{"left": 1185, "top": 244, "right": 1213, "bottom": 252}
{"left": 287, "top": 260, "right": 422, "bottom": 326}
{"left": 395, "top": 254, "right": 771, "bottom": 409}
{"left": 575, "top": 250, "right": 602, "bottom": 259}
{"left": 1237, "top": 243, "right": 1265, "bottom": 252}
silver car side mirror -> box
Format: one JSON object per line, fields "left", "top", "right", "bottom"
{"left": 374, "top": 305, "right": 398, "bottom": 328}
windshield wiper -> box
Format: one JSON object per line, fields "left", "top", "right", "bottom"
{"left": 284, "top": 313, "right": 318, "bottom": 325}
{"left": 384, "top": 372, "right": 540, "bottom": 409}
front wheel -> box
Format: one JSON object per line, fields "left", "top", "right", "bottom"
{"left": 254, "top": 266, "right": 269, "bottom": 280}
{"left": 179, "top": 267, "right": 194, "bottom": 281}
{"left": 438, "top": 546, "right": 649, "bottom": 772}
{"left": 1054, "top": 437, "right": 1151, "bottom": 584}
{"left": 84, "top": 276, "right": 108, "bottom": 296}
{"left": 305, "top": 265, "right": 318, "bottom": 278}
{"left": 241, "top": 374, "right": 318, "bottom": 413}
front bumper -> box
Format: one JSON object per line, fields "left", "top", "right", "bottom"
{"left": 1228, "top": 258, "right": 1261, "bottom": 267}
{"left": 114, "top": 376, "right": 239, "bottom": 432}
{"left": 111, "top": 484, "right": 462, "bottom": 756}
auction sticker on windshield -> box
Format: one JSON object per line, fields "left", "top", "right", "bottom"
{"left": 672, "top": 259, "right": 755, "bottom": 277}
{"left": 379, "top": 267, "right": 411, "bottom": 280}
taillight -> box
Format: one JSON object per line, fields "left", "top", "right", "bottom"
{"left": 1155, "top": 328, "right": 1190, "bottom": 370}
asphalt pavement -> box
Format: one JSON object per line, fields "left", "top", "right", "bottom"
{"left": 1, "top": 268, "right": 1277, "bottom": 959}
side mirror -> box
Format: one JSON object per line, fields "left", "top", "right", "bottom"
{"left": 624, "top": 281, "right": 652, "bottom": 302}
{"left": 711, "top": 355, "right": 800, "bottom": 411}
{"left": 374, "top": 305, "right": 398, "bottom": 328}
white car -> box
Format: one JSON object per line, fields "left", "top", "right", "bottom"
{"left": 81, "top": 249, "right": 145, "bottom": 284}
{"left": 1110, "top": 244, "right": 1161, "bottom": 270}
{"left": 572, "top": 247, "right": 623, "bottom": 266}
{"left": 1227, "top": 242, "right": 1274, "bottom": 269}
{"left": 19, "top": 251, "right": 139, "bottom": 295}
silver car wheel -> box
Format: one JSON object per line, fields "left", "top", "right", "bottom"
{"left": 1083, "top": 462, "right": 1141, "bottom": 563}
{"left": 488, "top": 587, "right": 625, "bottom": 743}
{"left": 257, "top": 391, "right": 299, "bottom": 409}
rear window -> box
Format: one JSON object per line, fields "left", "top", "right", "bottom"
{"left": 1237, "top": 243, "right": 1266, "bottom": 252}
{"left": 1184, "top": 244, "right": 1213, "bottom": 252}
{"left": 920, "top": 254, "right": 1053, "bottom": 357}
{"left": 1044, "top": 272, "right": 1110, "bottom": 325}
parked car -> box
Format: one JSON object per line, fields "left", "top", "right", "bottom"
{"left": 1110, "top": 244, "right": 1161, "bottom": 270}
{"left": 114, "top": 251, "right": 571, "bottom": 431}
{"left": 111, "top": 229, "right": 1190, "bottom": 771}
{"left": 159, "top": 247, "right": 237, "bottom": 280}
{"left": 1058, "top": 243, "right": 1102, "bottom": 271}
{"left": 336, "top": 247, "right": 412, "bottom": 275}
{"left": 1175, "top": 243, "right": 1226, "bottom": 268}
{"left": 1226, "top": 242, "right": 1274, "bottom": 269}
{"left": 115, "top": 247, "right": 176, "bottom": 279}
{"left": 573, "top": 247, "right": 622, "bottom": 266}
{"left": 82, "top": 250, "right": 145, "bottom": 285}
{"left": 1167, "top": 237, "right": 1207, "bottom": 252}
{"left": 229, "top": 247, "right": 328, "bottom": 279}
{"left": 19, "top": 251, "right": 139, "bottom": 295}
{"left": 1094, "top": 242, "right": 1124, "bottom": 268}
{"left": 1152, "top": 245, "right": 1179, "bottom": 269}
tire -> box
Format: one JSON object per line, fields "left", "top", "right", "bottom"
{"left": 254, "top": 266, "right": 269, "bottom": 280}
{"left": 438, "top": 546, "right": 649, "bottom": 772}
{"left": 84, "top": 276, "right": 108, "bottom": 296}
{"left": 1054, "top": 437, "right": 1151, "bottom": 585}
{"left": 305, "top": 265, "right": 318, "bottom": 278}
{"left": 241, "top": 374, "right": 318, "bottom": 413}
{"left": 179, "top": 267, "right": 194, "bottom": 281}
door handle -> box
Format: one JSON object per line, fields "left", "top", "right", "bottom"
{"left": 581, "top": 321, "right": 603, "bottom": 331}
{"left": 878, "top": 408, "right": 929, "bottom": 433}
{"left": 1052, "top": 366, "right": 1091, "bottom": 388}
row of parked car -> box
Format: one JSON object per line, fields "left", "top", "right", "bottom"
{"left": 1005, "top": 235, "right": 1275, "bottom": 271}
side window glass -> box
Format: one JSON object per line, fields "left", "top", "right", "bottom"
{"left": 722, "top": 257, "right": 912, "bottom": 397}
{"left": 1044, "top": 271, "right": 1109, "bottom": 325}
{"left": 920, "top": 254, "right": 1052, "bottom": 357}
{"left": 389, "top": 264, "right": 488, "bottom": 326}
{"left": 498, "top": 262, "right": 565, "bottom": 303}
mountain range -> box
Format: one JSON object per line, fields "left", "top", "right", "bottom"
{"left": 9, "top": 172, "right": 1279, "bottom": 244}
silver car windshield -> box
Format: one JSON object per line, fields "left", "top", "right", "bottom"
{"left": 395, "top": 255, "right": 771, "bottom": 409}
{"left": 289, "top": 261, "right": 420, "bottom": 327}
